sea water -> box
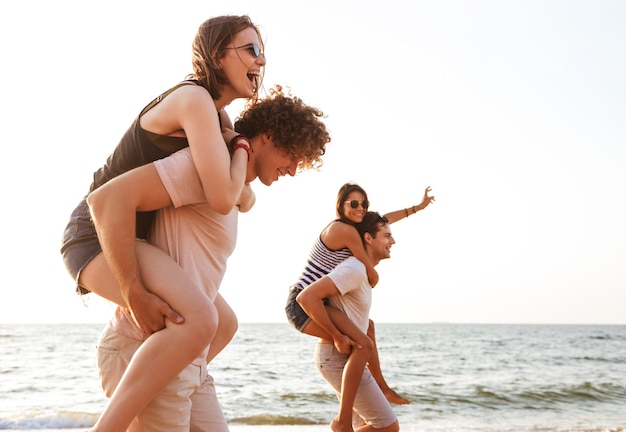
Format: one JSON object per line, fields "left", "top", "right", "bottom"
{"left": 0, "top": 323, "right": 624, "bottom": 431}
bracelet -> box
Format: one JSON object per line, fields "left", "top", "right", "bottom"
{"left": 229, "top": 135, "right": 252, "bottom": 161}
{"left": 233, "top": 143, "right": 252, "bottom": 161}
{"left": 412, "top": 205, "right": 417, "bottom": 214}
{"left": 404, "top": 208, "right": 409, "bottom": 218}
{"left": 229, "top": 134, "right": 252, "bottom": 151}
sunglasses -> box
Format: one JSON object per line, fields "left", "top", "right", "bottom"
{"left": 225, "top": 43, "right": 264, "bottom": 58}
{"left": 345, "top": 199, "right": 369, "bottom": 209}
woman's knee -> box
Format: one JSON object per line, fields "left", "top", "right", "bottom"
{"left": 216, "top": 297, "right": 238, "bottom": 341}
{"left": 218, "top": 313, "right": 238, "bottom": 344}
{"left": 361, "top": 336, "right": 374, "bottom": 356}
{"left": 182, "top": 301, "right": 219, "bottom": 348}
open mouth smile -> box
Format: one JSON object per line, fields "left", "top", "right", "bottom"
{"left": 247, "top": 72, "right": 260, "bottom": 90}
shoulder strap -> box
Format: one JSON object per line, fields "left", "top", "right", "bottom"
{"left": 139, "top": 80, "right": 199, "bottom": 116}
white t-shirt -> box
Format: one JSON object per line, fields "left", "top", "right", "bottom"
{"left": 326, "top": 256, "right": 372, "bottom": 333}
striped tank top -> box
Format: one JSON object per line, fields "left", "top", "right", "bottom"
{"left": 293, "top": 234, "right": 352, "bottom": 290}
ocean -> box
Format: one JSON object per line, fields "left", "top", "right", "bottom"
{"left": 0, "top": 323, "right": 624, "bottom": 431}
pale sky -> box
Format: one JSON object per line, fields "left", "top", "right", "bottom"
{"left": 1, "top": 0, "right": 624, "bottom": 325}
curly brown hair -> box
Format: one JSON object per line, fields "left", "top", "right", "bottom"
{"left": 234, "top": 85, "right": 330, "bottom": 171}
{"left": 188, "top": 15, "right": 263, "bottom": 103}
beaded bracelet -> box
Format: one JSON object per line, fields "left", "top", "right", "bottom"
{"left": 229, "top": 135, "right": 252, "bottom": 161}
{"left": 229, "top": 134, "right": 250, "bottom": 149}
{"left": 233, "top": 142, "right": 252, "bottom": 161}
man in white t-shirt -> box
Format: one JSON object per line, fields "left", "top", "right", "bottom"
{"left": 297, "top": 212, "right": 400, "bottom": 432}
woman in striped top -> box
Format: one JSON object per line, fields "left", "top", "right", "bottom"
{"left": 285, "top": 182, "right": 434, "bottom": 432}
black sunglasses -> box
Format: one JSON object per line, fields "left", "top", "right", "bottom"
{"left": 345, "top": 199, "right": 369, "bottom": 209}
{"left": 224, "top": 43, "right": 264, "bottom": 58}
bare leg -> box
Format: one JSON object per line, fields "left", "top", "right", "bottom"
{"left": 206, "top": 294, "right": 238, "bottom": 364}
{"left": 80, "top": 242, "right": 218, "bottom": 432}
{"left": 366, "top": 321, "right": 410, "bottom": 405}
{"left": 302, "top": 307, "right": 373, "bottom": 432}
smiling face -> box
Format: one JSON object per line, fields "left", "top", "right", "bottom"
{"left": 191, "top": 16, "right": 265, "bottom": 104}
{"left": 335, "top": 183, "right": 369, "bottom": 222}
{"left": 248, "top": 135, "right": 300, "bottom": 186}
{"left": 342, "top": 191, "right": 368, "bottom": 224}
{"left": 367, "top": 222, "right": 395, "bottom": 263}
{"left": 220, "top": 27, "right": 266, "bottom": 100}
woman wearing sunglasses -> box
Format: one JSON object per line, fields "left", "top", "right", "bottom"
{"left": 61, "top": 15, "right": 272, "bottom": 432}
{"left": 286, "top": 183, "right": 434, "bottom": 432}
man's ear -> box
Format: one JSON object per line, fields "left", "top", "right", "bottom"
{"left": 363, "top": 232, "right": 373, "bottom": 246}
{"left": 256, "top": 133, "right": 273, "bottom": 150}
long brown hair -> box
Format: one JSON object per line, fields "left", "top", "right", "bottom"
{"left": 188, "top": 15, "right": 262, "bottom": 102}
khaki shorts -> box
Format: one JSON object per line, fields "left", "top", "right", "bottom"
{"left": 315, "top": 342, "right": 397, "bottom": 429}
{"left": 96, "top": 324, "right": 228, "bottom": 432}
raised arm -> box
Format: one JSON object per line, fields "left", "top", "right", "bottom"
{"left": 384, "top": 186, "right": 435, "bottom": 224}
{"left": 87, "top": 163, "right": 183, "bottom": 334}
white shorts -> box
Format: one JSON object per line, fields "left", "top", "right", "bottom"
{"left": 96, "top": 324, "right": 228, "bottom": 432}
{"left": 314, "top": 342, "right": 397, "bottom": 428}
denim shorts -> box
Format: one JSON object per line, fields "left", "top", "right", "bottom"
{"left": 285, "top": 285, "right": 311, "bottom": 332}
{"left": 60, "top": 197, "right": 102, "bottom": 294}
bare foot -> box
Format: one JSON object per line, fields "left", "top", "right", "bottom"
{"left": 384, "top": 388, "right": 411, "bottom": 405}
{"left": 330, "top": 417, "right": 354, "bottom": 432}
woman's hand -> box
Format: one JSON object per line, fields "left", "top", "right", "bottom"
{"left": 237, "top": 184, "right": 256, "bottom": 213}
{"left": 416, "top": 186, "right": 435, "bottom": 211}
